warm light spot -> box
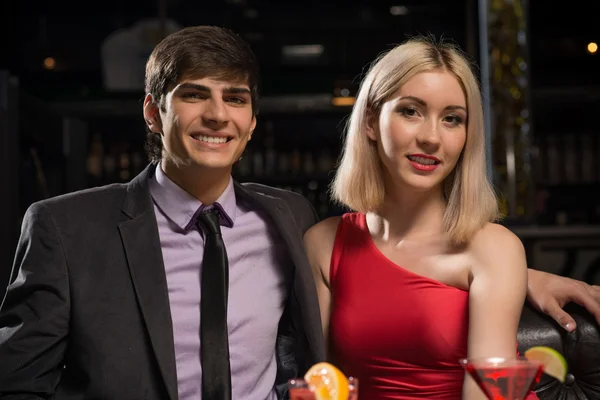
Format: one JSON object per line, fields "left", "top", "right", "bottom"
{"left": 332, "top": 96, "right": 356, "bottom": 107}
{"left": 43, "top": 57, "right": 56, "bottom": 70}
{"left": 587, "top": 42, "right": 598, "bottom": 54}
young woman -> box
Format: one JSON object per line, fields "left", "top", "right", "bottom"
{"left": 304, "top": 37, "right": 537, "bottom": 399}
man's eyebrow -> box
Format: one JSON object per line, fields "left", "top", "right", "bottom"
{"left": 177, "top": 83, "right": 251, "bottom": 95}
{"left": 223, "top": 86, "right": 251, "bottom": 95}
{"left": 177, "top": 83, "right": 209, "bottom": 91}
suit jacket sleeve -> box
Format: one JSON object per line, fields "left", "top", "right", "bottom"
{"left": 286, "top": 192, "right": 320, "bottom": 234}
{"left": 0, "top": 202, "right": 69, "bottom": 399}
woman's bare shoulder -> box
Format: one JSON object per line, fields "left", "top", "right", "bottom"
{"left": 303, "top": 216, "right": 343, "bottom": 279}
{"left": 304, "top": 216, "right": 343, "bottom": 247}
{"left": 469, "top": 222, "right": 526, "bottom": 272}
{"left": 472, "top": 222, "right": 522, "bottom": 246}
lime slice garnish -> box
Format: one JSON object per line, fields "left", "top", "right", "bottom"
{"left": 524, "top": 346, "right": 568, "bottom": 382}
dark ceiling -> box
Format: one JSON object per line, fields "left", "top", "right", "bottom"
{"left": 4, "top": 0, "right": 599, "bottom": 100}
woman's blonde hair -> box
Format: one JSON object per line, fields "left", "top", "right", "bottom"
{"left": 331, "top": 36, "right": 499, "bottom": 245}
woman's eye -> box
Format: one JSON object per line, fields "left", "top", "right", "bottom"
{"left": 444, "top": 115, "right": 464, "bottom": 125}
{"left": 398, "top": 107, "right": 418, "bottom": 117}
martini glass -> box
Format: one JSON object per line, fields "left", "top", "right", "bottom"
{"left": 459, "top": 357, "right": 543, "bottom": 400}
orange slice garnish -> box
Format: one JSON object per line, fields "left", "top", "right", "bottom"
{"left": 304, "top": 362, "right": 349, "bottom": 400}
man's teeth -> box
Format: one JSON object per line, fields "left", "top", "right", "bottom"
{"left": 408, "top": 155, "right": 437, "bottom": 165}
{"left": 193, "top": 135, "right": 228, "bottom": 144}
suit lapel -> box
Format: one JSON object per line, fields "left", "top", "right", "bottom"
{"left": 119, "top": 164, "right": 178, "bottom": 400}
{"left": 234, "top": 183, "right": 326, "bottom": 362}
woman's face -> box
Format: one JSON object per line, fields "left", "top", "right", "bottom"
{"left": 368, "top": 70, "right": 468, "bottom": 195}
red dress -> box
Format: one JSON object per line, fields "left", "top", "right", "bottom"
{"left": 328, "top": 213, "right": 538, "bottom": 399}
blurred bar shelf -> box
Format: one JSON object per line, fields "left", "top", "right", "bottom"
{"left": 533, "top": 86, "right": 600, "bottom": 103}
{"left": 46, "top": 93, "right": 354, "bottom": 118}
{"left": 510, "top": 225, "right": 600, "bottom": 239}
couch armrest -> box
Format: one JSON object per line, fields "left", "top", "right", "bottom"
{"left": 518, "top": 303, "right": 600, "bottom": 400}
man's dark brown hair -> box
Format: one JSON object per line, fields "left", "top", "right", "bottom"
{"left": 144, "top": 25, "right": 261, "bottom": 162}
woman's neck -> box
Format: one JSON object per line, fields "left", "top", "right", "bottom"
{"left": 369, "top": 186, "right": 447, "bottom": 244}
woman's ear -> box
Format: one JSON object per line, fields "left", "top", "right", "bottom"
{"left": 143, "top": 94, "right": 162, "bottom": 133}
{"left": 365, "top": 109, "right": 378, "bottom": 141}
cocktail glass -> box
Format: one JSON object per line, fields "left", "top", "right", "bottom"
{"left": 459, "top": 357, "right": 543, "bottom": 400}
{"left": 288, "top": 377, "right": 358, "bottom": 400}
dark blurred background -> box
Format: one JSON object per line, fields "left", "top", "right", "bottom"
{"left": 1, "top": 0, "right": 599, "bottom": 290}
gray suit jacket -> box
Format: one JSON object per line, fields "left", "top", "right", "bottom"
{"left": 0, "top": 164, "right": 326, "bottom": 399}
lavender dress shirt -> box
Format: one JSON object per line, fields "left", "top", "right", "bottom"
{"left": 149, "top": 164, "right": 290, "bottom": 400}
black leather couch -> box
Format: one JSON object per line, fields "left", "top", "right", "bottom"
{"left": 518, "top": 303, "right": 600, "bottom": 399}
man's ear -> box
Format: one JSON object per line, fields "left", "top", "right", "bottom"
{"left": 143, "top": 94, "right": 162, "bottom": 133}
{"left": 365, "top": 109, "right": 378, "bottom": 141}
{"left": 248, "top": 116, "right": 257, "bottom": 141}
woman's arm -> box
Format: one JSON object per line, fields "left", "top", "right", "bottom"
{"left": 462, "top": 223, "right": 529, "bottom": 400}
{"left": 303, "top": 216, "right": 341, "bottom": 356}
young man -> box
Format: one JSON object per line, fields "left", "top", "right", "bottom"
{"left": 0, "top": 26, "right": 323, "bottom": 400}
{"left": 0, "top": 25, "right": 598, "bottom": 400}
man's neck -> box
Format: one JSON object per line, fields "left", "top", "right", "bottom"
{"left": 161, "top": 163, "right": 232, "bottom": 205}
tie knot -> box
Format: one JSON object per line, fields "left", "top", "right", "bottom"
{"left": 197, "top": 209, "right": 222, "bottom": 235}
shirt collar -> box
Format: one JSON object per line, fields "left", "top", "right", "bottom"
{"left": 148, "top": 163, "right": 236, "bottom": 231}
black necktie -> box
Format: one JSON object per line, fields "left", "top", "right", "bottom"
{"left": 197, "top": 209, "right": 232, "bottom": 400}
